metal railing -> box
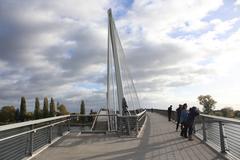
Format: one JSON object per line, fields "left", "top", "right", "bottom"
{"left": 70, "top": 110, "right": 147, "bottom": 136}
{"left": 0, "top": 115, "right": 70, "bottom": 160}
{"left": 117, "top": 110, "right": 147, "bottom": 136}
{"left": 195, "top": 114, "right": 240, "bottom": 160}
{"left": 70, "top": 114, "right": 117, "bottom": 133}
{"left": 150, "top": 109, "right": 240, "bottom": 160}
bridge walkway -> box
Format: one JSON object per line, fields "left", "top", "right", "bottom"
{"left": 33, "top": 112, "right": 224, "bottom": 160}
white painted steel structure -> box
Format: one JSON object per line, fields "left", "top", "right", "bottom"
{"left": 106, "top": 9, "right": 141, "bottom": 117}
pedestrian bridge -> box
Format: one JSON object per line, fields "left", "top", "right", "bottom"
{"left": 32, "top": 112, "right": 225, "bottom": 160}
{"left": 1, "top": 8, "right": 238, "bottom": 160}
{"left": 2, "top": 110, "right": 240, "bottom": 160}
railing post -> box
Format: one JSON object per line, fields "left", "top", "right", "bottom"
{"left": 68, "top": 118, "right": 70, "bottom": 131}
{"left": 29, "top": 124, "right": 34, "bottom": 156}
{"left": 219, "top": 121, "right": 226, "bottom": 153}
{"left": 202, "top": 116, "right": 207, "bottom": 142}
{"left": 115, "top": 115, "right": 118, "bottom": 132}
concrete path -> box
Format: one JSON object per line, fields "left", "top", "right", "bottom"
{"left": 33, "top": 112, "right": 224, "bottom": 160}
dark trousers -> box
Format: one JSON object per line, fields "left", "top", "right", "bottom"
{"left": 176, "top": 117, "right": 180, "bottom": 130}
{"left": 180, "top": 122, "right": 188, "bottom": 138}
{"left": 168, "top": 112, "right": 171, "bottom": 121}
{"left": 188, "top": 123, "right": 194, "bottom": 137}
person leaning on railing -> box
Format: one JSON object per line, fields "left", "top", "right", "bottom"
{"left": 185, "top": 106, "right": 200, "bottom": 141}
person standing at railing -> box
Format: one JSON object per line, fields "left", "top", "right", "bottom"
{"left": 122, "top": 97, "right": 130, "bottom": 135}
{"left": 180, "top": 103, "right": 188, "bottom": 138}
{"left": 176, "top": 104, "right": 183, "bottom": 131}
{"left": 168, "top": 105, "right": 173, "bottom": 121}
{"left": 122, "top": 97, "right": 129, "bottom": 116}
{"left": 185, "top": 106, "right": 199, "bottom": 141}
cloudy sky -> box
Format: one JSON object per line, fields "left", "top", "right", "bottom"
{"left": 0, "top": 0, "right": 240, "bottom": 112}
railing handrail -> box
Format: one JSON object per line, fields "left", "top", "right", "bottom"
{"left": 0, "top": 115, "right": 70, "bottom": 132}
{"left": 117, "top": 110, "right": 147, "bottom": 118}
{"left": 136, "top": 110, "right": 146, "bottom": 117}
{"left": 0, "top": 119, "right": 68, "bottom": 142}
{"left": 151, "top": 108, "right": 240, "bottom": 125}
{"left": 200, "top": 113, "right": 240, "bottom": 125}
{"left": 70, "top": 114, "right": 117, "bottom": 117}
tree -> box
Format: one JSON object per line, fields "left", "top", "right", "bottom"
{"left": 80, "top": 100, "right": 85, "bottom": 115}
{"left": 34, "top": 97, "right": 41, "bottom": 119}
{"left": 221, "top": 107, "right": 234, "bottom": 118}
{"left": 80, "top": 100, "right": 86, "bottom": 123}
{"left": 198, "top": 95, "right": 217, "bottom": 114}
{"left": 234, "top": 110, "right": 240, "bottom": 118}
{"left": 0, "top": 106, "right": 16, "bottom": 123}
{"left": 25, "top": 112, "right": 34, "bottom": 121}
{"left": 43, "top": 97, "right": 48, "bottom": 118}
{"left": 213, "top": 110, "right": 223, "bottom": 117}
{"left": 20, "top": 97, "right": 27, "bottom": 122}
{"left": 57, "top": 104, "right": 69, "bottom": 115}
{"left": 49, "top": 97, "right": 56, "bottom": 117}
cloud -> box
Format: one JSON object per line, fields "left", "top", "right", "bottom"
{"left": 0, "top": 0, "right": 240, "bottom": 112}
{"left": 0, "top": 0, "right": 110, "bottom": 110}
{"left": 235, "top": 0, "right": 240, "bottom": 7}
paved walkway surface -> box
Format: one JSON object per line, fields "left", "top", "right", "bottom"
{"left": 33, "top": 113, "right": 224, "bottom": 160}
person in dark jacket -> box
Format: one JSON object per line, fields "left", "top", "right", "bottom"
{"left": 122, "top": 97, "right": 129, "bottom": 115}
{"left": 122, "top": 97, "right": 130, "bottom": 135}
{"left": 185, "top": 106, "right": 199, "bottom": 140}
{"left": 168, "top": 105, "right": 173, "bottom": 121}
{"left": 180, "top": 103, "right": 188, "bottom": 137}
{"left": 176, "top": 104, "right": 183, "bottom": 131}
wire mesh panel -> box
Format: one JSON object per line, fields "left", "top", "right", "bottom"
{"left": 206, "top": 122, "right": 221, "bottom": 150}
{"left": 117, "top": 110, "right": 146, "bottom": 136}
{"left": 0, "top": 115, "right": 70, "bottom": 160}
{"left": 224, "top": 123, "right": 240, "bottom": 158}
{"left": 52, "top": 125, "right": 60, "bottom": 139}
{"left": 117, "top": 116, "right": 137, "bottom": 135}
{"left": 193, "top": 116, "right": 202, "bottom": 135}
{"left": 0, "top": 134, "right": 29, "bottom": 160}
{"left": 33, "top": 127, "right": 49, "bottom": 151}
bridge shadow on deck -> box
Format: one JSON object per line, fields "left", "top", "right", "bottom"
{"left": 33, "top": 113, "right": 225, "bottom": 160}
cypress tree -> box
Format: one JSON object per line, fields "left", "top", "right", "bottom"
{"left": 80, "top": 100, "right": 85, "bottom": 115}
{"left": 49, "top": 97, "right": 56, "bottom": 117}
{"left": 34, "top": 97, "right": 41, "bottom": 119}
{"left": 20, "top": 97, "right": 27, "bottom": 122}
{"left": 80, "top": 100, "right": 85, "bottom": 123}
{"left": 43, "top": 97, "right": 48, "bottom": 118}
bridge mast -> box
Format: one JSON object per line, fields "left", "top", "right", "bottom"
{"left": 107, "top": 8, "right": 124, "bottom": 115}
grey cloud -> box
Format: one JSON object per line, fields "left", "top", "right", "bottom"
{"left": 0, "top": 0, "right": 219, "bottom": 111}
{"left": 0, "top": 1, "right": 109, "bottom": 111}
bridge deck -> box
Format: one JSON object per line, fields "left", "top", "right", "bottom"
{"left": 33, "top": 113, "right": 224, "bottom": 160}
